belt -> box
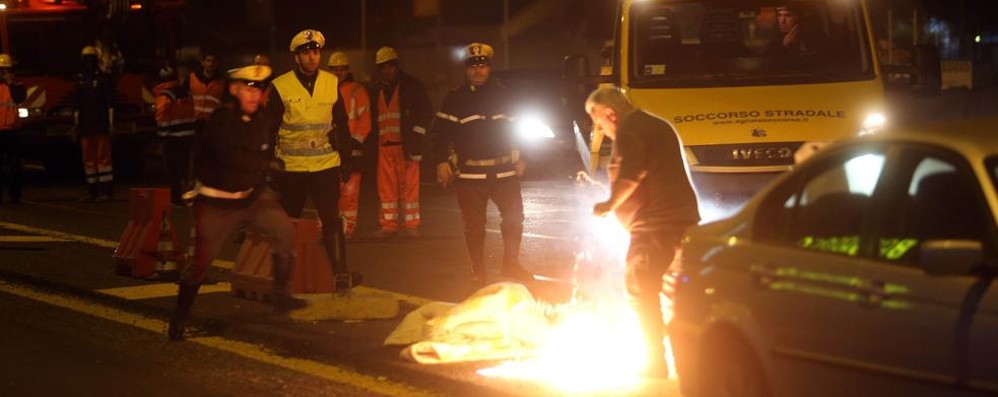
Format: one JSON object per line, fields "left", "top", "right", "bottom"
{"left": 279, "top": 137, "right": 330, "bottom": 150}
{"left": 457, "top": 170, "right": 518, "bottom": 180}
{"left": 381, "top": 141, "right": 402, "bottom": 146}
{"left": 463, "top": 150, "right": 519, "bottom": 166}
{"left": 280, "top": 122, "right": 331, "bottom": 132}
{"left": 193, "top": 182, "right": 254, "bottom": 200}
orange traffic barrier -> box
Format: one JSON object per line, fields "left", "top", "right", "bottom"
{"left": 113, "top": 188, "right": 186, "bottom": 279}
{"left": 231, "top": 219, "right": 335, "bottom": 301}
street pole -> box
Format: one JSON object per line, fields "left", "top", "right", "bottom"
{"left": 0, "top": 4, "right": 8, "bottom": 55}
{"left": 360, "top": 0, "right": 367, "bottom": 80}
{"left": 502, "top": 0, "right": 509, "bottom": 69}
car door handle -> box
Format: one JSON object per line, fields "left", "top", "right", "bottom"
{"left": 749, "top": 264, "right": 779, "bottom": 287}
{"left": 856, "top": 279, "right": 891, "bottom": 307}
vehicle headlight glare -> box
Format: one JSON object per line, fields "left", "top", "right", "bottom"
{"left": 517, "top": 116, "right": 555, "bottom": 140}
{"left": 18, "top": 107, "right": 28, "bottom": 118}
{"left": 859, "top": 113, "right": 887, "bottom": 136}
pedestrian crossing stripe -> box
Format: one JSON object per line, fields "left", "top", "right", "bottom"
{"left": 0, "top": 236, "right": 71, "bottom": 243}
{"left": 96, "top": 282, "right": 232, "bottom": 300}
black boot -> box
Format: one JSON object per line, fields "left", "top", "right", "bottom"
{"left": 78, "top": 182, "right": 98, "bottom": 202}
{"left": 323, "top": 231, "right": 362, "bottom": 290}
{"left": 271, "top": 253, "right": 307, "bottom": 312}
{"left": 95, "top": 181, "right": 112, "bottom": 202}
{"left": 500, "top": 223, "right": 533, "bottom": 282}
{"left": 168, "top": 283, "right": 200, "bottom": 341}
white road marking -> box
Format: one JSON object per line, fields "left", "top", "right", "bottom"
{"left": 96, "top": 282, "right": 233, "bottom": 300}
{"left": 0, "top": 280, "right": 439, "bottom": 397}
{"left": 0, "top": 236, "right": 71, "bottom": 243}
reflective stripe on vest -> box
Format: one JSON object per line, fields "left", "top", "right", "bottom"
{"left": 189, "top": 72, "right": 224, "bottom": 120}
{"left": 272, "top": 70, "right": 341, "bottom": 172}
{"left": 377, "top": 86, "right": 401, "bottom": 144}
{"left": 0, "top": 85, "right": 16, "bottom": 129}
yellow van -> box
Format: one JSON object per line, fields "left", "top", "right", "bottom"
{"left": 580, "top": 0, "right": 890, "bottom": 206}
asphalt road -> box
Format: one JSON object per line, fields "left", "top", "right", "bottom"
{"left": 0, "top": 285, "right": 383, "bottom": 397}
{"left": 0, "top": 176, "right": 681, "bottom": 397}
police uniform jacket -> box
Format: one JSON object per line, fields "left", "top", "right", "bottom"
{"left": 431, "top": 79, "right": 519, "bottom": 180}
{"left": 197, "top": 100, "right": 274, "bottom": 193}
{"left": 369, "top": 71, "right": 433, "bottom": 159}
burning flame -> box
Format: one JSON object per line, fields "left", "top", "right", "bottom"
{"left": 479, "top": 212, "right": 677, "bottom": 393}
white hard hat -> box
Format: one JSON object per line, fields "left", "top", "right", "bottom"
{"left": 327, "top": 51, "right": 350, "bottom": 68}
{"left": 375, "top": 47, "right": 399, "bottom": 65}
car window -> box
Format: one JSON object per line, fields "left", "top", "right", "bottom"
{"left": 755, "top": 150, "right": 885, "bottom": 257}
{"left": 875, "top": 154, "right": 988, "bottom": 265}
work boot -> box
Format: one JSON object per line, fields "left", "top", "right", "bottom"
{"left": 78, "top": 183, "right": 98, "bottom": 202}
{"left": 401, "top": 229, "right": 421, "bottom": 238}
{"left": 168, "top": 283, "right": 201, "bottom": 341}
{"left": 333, "top": 271, "right": 364, "bottom": 293}
{"left": 95, "top": 182, "right": 112, "bottom": 203}
{"left": 371, "top": 229, "right": 397, "bottom": 239}
{"left": 271, "top": 253, "right": 307, "bottom": 313}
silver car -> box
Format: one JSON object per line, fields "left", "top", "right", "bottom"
{"left": 669, "top": 118, "right": 998, "bottom": 397}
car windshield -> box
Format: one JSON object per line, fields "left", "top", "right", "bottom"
{"left": 629, "top": 0, "right": 873, "bottom": 88}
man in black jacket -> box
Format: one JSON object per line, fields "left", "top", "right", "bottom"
{"left": 431, "top": 42, "right": 532, "bottom": 287}
{"left": 589, "top": 86, "right": 700, "bottom": 378}
{"left": 168, "top": 65, "right": 304, "bottom": 341}
{"left": 368, "top": 47, "right": 433, "bottom": 238}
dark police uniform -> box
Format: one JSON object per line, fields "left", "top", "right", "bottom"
{"left": 169, "top": 65, "right": 303, "bottom": 341}
{"left": 431, "top": 43, "right": 530, "bottom": 284}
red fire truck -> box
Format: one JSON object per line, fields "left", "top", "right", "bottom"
{"left": 2, "top": 0, "right": 183, "bottom": 178}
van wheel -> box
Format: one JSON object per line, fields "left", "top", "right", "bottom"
{"left": 700, "top": 334, "right": 770, "bottom": 397}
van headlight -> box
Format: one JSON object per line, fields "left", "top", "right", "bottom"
{"left": 516, "top": 116, "right": 555, "bottom": 140}
{"left": 858, "top": 113, "right": 887, "bottom": 136}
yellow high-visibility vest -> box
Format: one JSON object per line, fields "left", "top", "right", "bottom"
{"left": 272, "top": 70, "right": 341, "bottom": 172}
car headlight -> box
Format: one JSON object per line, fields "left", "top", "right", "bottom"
{"left": 18, "top": 107, "right": 28, "bottom": 118}
{"left": 18, "top": 107, "right": 44, "bottom": 119}
{"left": 516, "top": 116, "right": 555, "bottom": 140}
{"left": 858, "top": 113, "right": 887, "bottom": 136}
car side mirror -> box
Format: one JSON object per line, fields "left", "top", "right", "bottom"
{"left": 920, "top": 239, "right": 983, "bottom": 276}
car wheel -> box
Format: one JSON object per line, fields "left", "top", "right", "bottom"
{"left": 700, "top": 333, "right": 771, "bottom": 397}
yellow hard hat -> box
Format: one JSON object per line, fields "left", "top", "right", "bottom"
{"left": 327, "top": 51, "right": 350, "bottom": 68}
{"left": 0, "top": 54, "right": 12, "bottom": 68}
{"left": 289, "top": 29, "right": 325, "bottom": 53}
{"left": 463, "top": 42, "right": 494, "bottom": 66}
{"left": 375, "top": 47, "right": 399, "bottom": 65}
{"left": 81, "top": 46, "right": 98, "bottom": 56}
{"left": 228, "top": 65, "right": 272, "bottom": 88}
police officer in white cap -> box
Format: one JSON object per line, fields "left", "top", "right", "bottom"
{"left": 264, "top": 29, "right": 361, "bottom": 289}
{"left": 169, "top": 65, "right": 303, "bottom": 341}
{"left": 430, "top": 42, "right": 531, "bottom": 287}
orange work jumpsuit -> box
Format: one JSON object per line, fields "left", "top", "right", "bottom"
{"left": 337, "top": 79, "right": 371, "bottom": 236}
{"left": 376, "top": 86, "right": 420, "bottom": 232}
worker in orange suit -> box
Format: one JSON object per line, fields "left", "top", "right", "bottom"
{"left": 153, "top": 64, "right": 198, "bottom": 206}
{"left": 72, "top": 46, "right": 115, "bottom": 202}
{"left": 189, "top": 53, "right": 224, "bottom": 122}
{"left": 0, "top": 54, "right": 26, "bottom": 204}
{"left": 327, "top": 51, "right": 371, "bottom": 238}
{"left": 368, "top": 47, "right": 433, "bottom": 238}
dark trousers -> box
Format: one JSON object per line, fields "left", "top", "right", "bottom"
{"left": 162, "top": 136, "right": 194, "bottom": 203}
{"left": 186, "top": 188, "right": 293, "bottom": 284}
{"left": 0, "top": 131, "right": 21, "bottom": 202}
{"left": 626, "top": 230, "right": 682, "bottom": 369}
{"left": 276, "top": 167, "right": 348, "bottom": 273}
{"left": 454, "top": 177, "right": 524, "bottom": 273}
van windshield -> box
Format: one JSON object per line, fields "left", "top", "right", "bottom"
{"left": 629, "top": 0, "right": 874, "bottom": 88}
